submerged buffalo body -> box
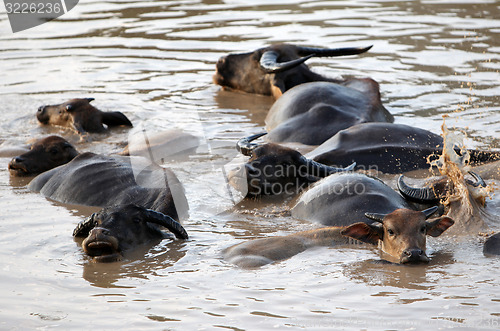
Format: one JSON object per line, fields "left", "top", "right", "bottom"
{"left": 264, "top": 81, "right": 393, "bottom": 146}
{"left": 224, "top": 206, "right": 453, "bottom": 268}
{"left": 234, "top": 123, "right": 500, "bottom": 195}
{"left": 213, "top": 43, "right": 373, "bottom": 98}
{"left": 73, "top": 204, "right": 188, "bottom": 262}
{"left": 37, "top": 98, "right": 132, "bottom": 135}
{"left": 28, "top": 152, "right": 188, "bottom": 220}
{"left": 307, "top": 122, "right": 500, "bottom": 173}
{"left": 484, "top": 233, "right": 500, "bottom": 256}
{"left": 8, "top": 136, "right": 78, "bottom": 176}
{"left": 291, "top": 173, "right": 413, "bottom": 226}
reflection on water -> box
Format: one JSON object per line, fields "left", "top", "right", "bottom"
{"left": 79, "top": 239, "right": 188, "bottom": 288}
{"left": 343, "top": 251, "right": 456, "bottom": 290}
{"left": 0, "top": 0, "right": 499, "bottom": 329}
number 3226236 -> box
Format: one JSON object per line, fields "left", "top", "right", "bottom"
{"left": 5, "top": 2, "right": 64, "bottom": 14}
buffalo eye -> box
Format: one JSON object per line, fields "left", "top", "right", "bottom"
{"left": 65, "top": 105, "right": 73, "bottom": 111}
{"left": 387, "top": 228, "right": 395, "bottom": 236}
{"left": 49, "top": 148, "right": 59, "bottom": 155}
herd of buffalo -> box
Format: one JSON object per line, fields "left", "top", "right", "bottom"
{"left": 5, "top": 44, "right": 500, "bottom": 267}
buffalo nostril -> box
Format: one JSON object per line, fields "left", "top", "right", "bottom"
{"left": 404, "top": 249, "right": 424, "bottom": 258}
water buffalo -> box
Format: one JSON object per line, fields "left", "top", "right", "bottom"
{"left": 224, "top": 206, "right": 453, "bottom": 268}
{"left": 306, "top": 122, "right": 500, "bottom": 173}
{"left": 37, "top": 98, "right": 133, "bottom": 135}
{"left": 233, "top": 125, "right": 500, "bottom": 195}
{"left": 73, "top": 204, "right": 188, "bottom": 262}
{"left": 231, "top": 133, "right": 356, "bottom": 197}
{"left": 291, "top": 173, "right": 414, "bottom": 226}
{"left": 28, "top": 152, "right": 188, "bottom": 220}
{"left": 483, "top": 232, "right": 500, "bottom": 256}
{"left": 264, "top": 81, "right": 393, "bottom": 145}
{"left": 8, "top": 136, "right": 78, "bottom": 176}
{"left": 291, "top": 170, "right": 485, "bottom": 228}
{"left": 213, "top": 43, "right": 372, "bottom": 98}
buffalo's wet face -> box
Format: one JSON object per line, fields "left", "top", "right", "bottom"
{"left": 213, "top": 50, "right": 268, "bottom": 94}
{"left": 37, "top": 102, "right": 72, "bottom": 126}
{"left": 379, "top": 210, "right": 430, "bottom": 264}
{"left": 8, "top": 136, "right": 78, "bottom": 176}
{"left": 73, "top": 204, "right": 186, "bottom": 263}
{"left": 242, "top": 144, "right": 314, "bottom": 197}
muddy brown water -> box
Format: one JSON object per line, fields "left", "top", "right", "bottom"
{"left": 0, "top": 0, "right": 499, "bottom": 329}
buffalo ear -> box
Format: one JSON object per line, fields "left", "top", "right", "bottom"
{"left": 341, "top": 222, "right": 383, "bottom": 245}
{"left": 85, "top": 98, "right": 95, "bottom": 103}
{"left": 73, "top": 213, "right": 98, "bottom": 237}
{"left": 270, "top": 77, "right": 285, "bottom": 99}
{"left": 101, "top": 111, "right": 133, "bottom": 128}
{"left": 426, "top": 216, "right": 454, "bottom": 237}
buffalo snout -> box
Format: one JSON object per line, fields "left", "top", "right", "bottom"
{"left": 37, "top": 105, "right": 50, "bottom": 124}
{"left": 8, "top": 156, "right": 29, "bottom": 175}
{"left": 400, "top": 248, "right": 429, "bottom": 264}
{"left": 82, "top": 227, "right": 121, "bottom": 262}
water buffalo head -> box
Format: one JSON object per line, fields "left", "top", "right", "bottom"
{"left": 37, "top": 98, "right": 132, "bottom": 134}
{"left": 341, "top": 206, "right": 454, "bottom": 264}
{"left": 73, "top": 204, "right": 188, "bottom": 262}
{"left": 8, "top": 135, "right": 78, "bottom": 176}
{"left": 233, "top": 133, "right": 355, "bottom": 196}
{"left": 213, "top": 43, "right": 372, "bottom": 98}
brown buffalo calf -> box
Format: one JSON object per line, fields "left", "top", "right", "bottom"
{"left": 8, "top": 135, "right": 78, "bottom": 176}
{"left": 224, "top": 207, "right": 454, "bottom": 268}
{"left": 37, "top": 98, "right": 132, "bottom": 135}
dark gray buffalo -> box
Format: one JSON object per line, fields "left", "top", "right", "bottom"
{"left": 308, "top": 122, "right": 500, "bottom": 173}
{"left": 8, "top": 135, "right": 78, "bottom": 176}
{"left": 28, "top": 152, "right": 188, "bottom": 220}
{"left": 73, "top": 204, "right": 188, "bottom": 262}
{"left": 264, "top": 81, "right": 394, "bottom": 145}
{"left": 37, "top": 98, "right": 133, "bottom": 135}
{"left": 291, "top": 173, "right": 414, "bottom": 226}
{"left": 232, "top": 133, "right": 356, "bottom": 197}
{"left": 233, "top": 124, "right": 500, "bottom": 196}
{"left": 213, "top": 43, "right": 372, "bottom": 98}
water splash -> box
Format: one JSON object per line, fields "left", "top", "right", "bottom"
{"left": 430, "top": 116, "right": 493, "bottom": 233}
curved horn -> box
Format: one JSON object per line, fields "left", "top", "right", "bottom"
{"left": 300, "top": 156, "right": 355, "bottom": 177}
{"left": 364, "top": 212, "right": 386, "bottom": 223}
{"left": 297, "top": 45, "right": 373, "bottom": 57}
{"left": 236, "top": 132, "right": 267, "bottom": 156}
{"left": 260, "top": 51, "right": 314, "bottom": 73}
{"left": 142, "top": 209, "right": 189, "bottom": 240}
{"left": 422, "top": 206, "right": 439, "bottom": 219}
{"left": 397, "top": 175, "right": 440, "bottom": 204}
{"left": 465, "top": 171, "right": 486, "bottom": 188}
{"left": 73, "top": 213, "right": 98, "bottom": 237}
